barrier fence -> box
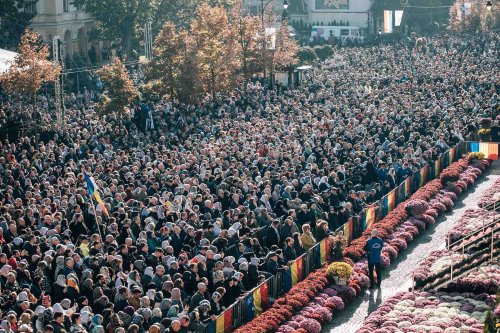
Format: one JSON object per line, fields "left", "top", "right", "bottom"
{"left": 204, "top": 141, "right": 498, "bottom": 333}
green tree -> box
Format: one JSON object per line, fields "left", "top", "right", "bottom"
{"left": 313, "top": 44, "right": 334, "bottom": 61}
{"left": 297, "top": 46, "right": 317, "bottom": 64}
{"left": 72, "top": 0, "right": 161, "bottom": 58}
{"left": 96, "top": 57, "right": 138, "bottom": 120}
{"left": 0, "top": 0, "right": 38, "bottom": 50}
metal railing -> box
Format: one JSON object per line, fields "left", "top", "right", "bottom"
{"left": 205, "top": 143, "right": 473, "bottom": 333}
{"left": 334, "top": 142, "right": 467, "bottom": 244}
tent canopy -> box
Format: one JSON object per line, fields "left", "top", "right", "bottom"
{"left": 0, "top": 48, "right": 18, "bottom": 74}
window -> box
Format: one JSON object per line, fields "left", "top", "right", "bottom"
{"left": 63, "top": 0, "right": 70, "bottom": 12}
{"left": 25, "top": 2, "right": 37, "bottom": 14}
{"left": 340, "top": 29, "right": 349, "bottom": 36}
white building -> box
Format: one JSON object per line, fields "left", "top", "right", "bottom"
{"left": 245, "top": 0, "right": 374, "bottom": 34}
{"left": 30, "top": 0, "right": 106, "bottom": 64}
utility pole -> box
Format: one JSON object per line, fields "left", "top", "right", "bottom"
{"left": 144, "top": 21, "right": 153, "bottom": 61}
{"left": 53, "top": 36, "right": 65, "bottom": 129}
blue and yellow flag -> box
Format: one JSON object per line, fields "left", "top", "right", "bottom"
{"left": 84, "top": 172, "right": 109, "bottom": 217}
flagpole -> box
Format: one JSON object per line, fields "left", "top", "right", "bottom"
{"left": 88, "top": 192, "right": 105, "bottom": 247}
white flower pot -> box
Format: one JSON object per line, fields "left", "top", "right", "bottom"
{"left": 333, "top": 276, "right": 347, "bottom": 286}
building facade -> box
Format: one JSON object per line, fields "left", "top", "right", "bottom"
{"left": 30, "top": 0, "right": 107, "bottom": 65}
{"left": 245, "top": 0, "right": 374, "bottom": 33}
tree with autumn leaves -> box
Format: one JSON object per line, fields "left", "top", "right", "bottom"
{"left": 96, "top": 57, "right": 138, "bottom": 121}
{"left": 191, "top": 3, "right": 240, "bottom": 99}
{"left": 0, "top": 29, "right": 61, "bottom": 106}
{"left": 146, "top": 22, "right": 199, "bottom": 102}
{"left": 147, "top": 1, "right": 298, "bottom": 102}
{"left": 272, "top": 18, "right": 299, "bottom": 75}
{"left": 449, "top": 0, "right": 500, "bottom": 32}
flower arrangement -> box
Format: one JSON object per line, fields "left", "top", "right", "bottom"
{"left": 445, "top": 208, "right": 496, "bottom": 246}
{"left": 478, "top": 177, "right": 500, "bottom": 208}
{"left": 446, "top": 263, "right": 500, "bottom": 294}
{"left": 412, "top": 250, "right": 466, "bottom": 284}
{"left": 469, "top": 152, "right": 486, "bottom": 160}
{"left": 405, "top": 199, "right": 430, "bottom": 216}
{"left": 478, "top": 128, "right": 491, "bottom": 135}
{"left": 326, "top": 262, "right": 353, "bottom": 280}
{"left": 234, "top": 267, "right": 330, "bottom": 333}
{"left": 356, "top": 291, "right": 497, "bottom": 332}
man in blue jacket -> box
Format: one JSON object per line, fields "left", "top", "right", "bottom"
{"left": 364, "top": 229, "right": 384, "bottom": 288}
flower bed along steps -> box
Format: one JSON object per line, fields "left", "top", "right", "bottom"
{"left": 438, "top": 260, "right": 500, "bottom": 294}
{"left": 448, "top": 217, "right": 500, "bottom": 253}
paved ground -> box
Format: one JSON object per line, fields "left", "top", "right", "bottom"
{"left": 324, "top": 161, "right": 500, "bottom": 333}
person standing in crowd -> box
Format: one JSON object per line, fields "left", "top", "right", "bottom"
{"left": 364, "top": 229, "right": 384, "bottom": 288}
{"left": 0, "top": 31, "right": 497, "bottom": 333}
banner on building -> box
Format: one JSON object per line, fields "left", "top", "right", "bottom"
{"left": 384, "top": 10, "right": 393, "bottom": 33}
{"left": 315, "top": 0, "right": 349, "bottom": 10}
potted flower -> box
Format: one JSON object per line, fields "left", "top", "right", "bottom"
{"left": 468, "top": 152, "right": 485, "bottom": 163}
{"left": 326, "top": 262, "right": 353, "bottom": 286}
{"left": 478, "top": 128, "right": 492, "bottom": 141}
{"left": 478, "top": 118, "right": 492, "bottom": 141}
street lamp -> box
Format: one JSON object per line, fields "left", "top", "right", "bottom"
{"left": 378, "top": 28, "right": 382, "bottom": 35}
{"left": 282, "top": 0, "right": 289, "bottom": 20}
{"left": 486, "top": 0, "right": 492, "bottom": 11}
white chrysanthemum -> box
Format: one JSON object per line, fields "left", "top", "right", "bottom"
{"left": 397, "top": 321, "right": 412, "bottom": 328}
{"left": 471, "top": 312, "right": 486, "bottom": 320}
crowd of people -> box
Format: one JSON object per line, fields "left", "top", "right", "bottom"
{"left": 0, "top": 31, "right": 498, "bottom": 333}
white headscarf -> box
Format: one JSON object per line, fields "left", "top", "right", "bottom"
{"left": 55, "top": 275, "right": 67, "bottom": 287}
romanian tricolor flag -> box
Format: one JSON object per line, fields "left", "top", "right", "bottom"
{"left": 365, "top": 205, "right": 375, "bottom": 230}
{"left": 245, "top": 293, "right": 254, "bottom": 322}
{"left": 383, "top": 190, "right": 396, "bottom": 216}
{"left": 215, "top": 307, "right": 233, "bottom": 333}
{"left": 84, "top": 172, "right": 109, "bottom": 217}
{"left": 295, "top": 256, "right": 303, "bottom": 282}
{"left": 434, "top": 159, "right": 441, "bottom": 178}
{"left": 419, "top": 166, "right": 428, "bottom": 187}
{"left": 343, "top": 219, "right": 353, "bottom": 243}
{"left": 320, "top": 238, "right": 331, "bottom": 264}
{"left": 470, "top": 142, "right": 480, "bottom": 152}
{"left": 253, "top": 287, "right": 262, "bottom": 316}
{"left": 253, "top": 283, "right": 269, "bottom": 316}
{"left": 286, "top": 257, "right": 303, "bottom": 290}
{"left": 479, "top": 142, "right": 499, "bottom": 160}
{"left": 404, "top": 177, "right": 411, "bottom": 197}
{"left": 448, "top": 148, "right": 455, "bottom": 166}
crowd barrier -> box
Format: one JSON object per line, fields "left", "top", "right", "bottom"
{"left": 203, "top": 141, "right": 495, "bottom": 333}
